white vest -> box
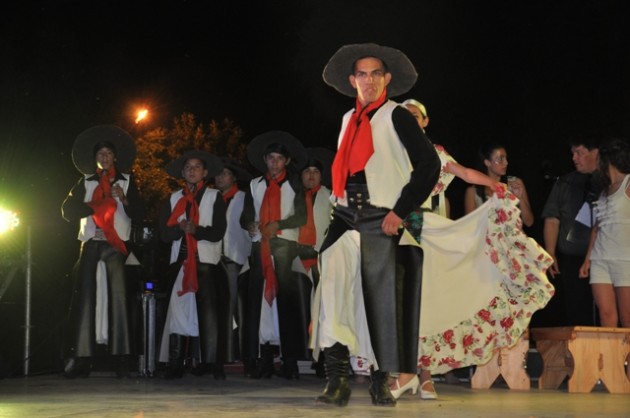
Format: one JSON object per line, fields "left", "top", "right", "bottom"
{"left": 313, "top": 186, "right": 332, "bottom": 252}
{"left": 337, "top": 100, "right": 413, "bottom": 209}
{"left": 222, "top": 190, "right": 251, "bottom": 265}
{"left": 168, "top": 187, "right": 222, "bottom": 265}
{"left": 78, "top": 173, "right": 132, "bottom": 242}
{"left": 250, "top": 176, "right": 299, "bottom": 243}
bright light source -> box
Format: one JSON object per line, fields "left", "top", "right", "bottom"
{"left": 135, "top": 108, "right": 149, "bottom": 124}
{"left": 0, "top": 208, "right": 20, "bottom": 234}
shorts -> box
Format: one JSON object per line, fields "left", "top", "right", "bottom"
{"left": 589, "top": 259, "right": 630, "bottom": 287}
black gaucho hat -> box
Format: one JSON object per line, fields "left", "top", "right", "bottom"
{"left": 219, "top": 158, "right": 253, "bottom": 182}
{"left": 71, "top": 125, "right": 136, "bottom": 175}
{"left": 323, "top": 43, "right": 418, "bottom": 98}
{"left": 304, "top": 147, "right": 335, "bottom": 188}
{"left": 165, "top": 150, "right": 224, "bottom": 179}
{"left": 246, "top": 130, "right": 308, "bottom": 175}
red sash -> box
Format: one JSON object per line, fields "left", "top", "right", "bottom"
{"left": 88, "top": 167, "right": 128, "bottom": 255}
{"left": 259, "top": 171, "right": 286, "bottom": 305}
{"left": 331, "top": 89, "right": 387, "bottom": 198}
{"left": 167, "top": 182, "right": 204, "bottom": 296}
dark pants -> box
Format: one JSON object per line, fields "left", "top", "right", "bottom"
{"left": 558, "top": 252, "right": 596, "bottom": 326}
{"left": 70, "top": 240, "right": 133, "bottom": 357}
{"left": 165, "top": 261, "right": 231, "bottom": 364}
{"left": 320, "top": 196, "right": 399, "bottom": 372}
{"left": 396, "top": 245, "right": 423, "bottom": 374}
{"left": 245, "top": 239, "right": 311, "bottom": 361}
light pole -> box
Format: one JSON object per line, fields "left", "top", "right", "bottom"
{"left": 0, "top": 208, "right": 31, "bottom": 376}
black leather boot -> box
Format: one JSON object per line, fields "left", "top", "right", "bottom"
{"left": 63, "top": 357, "right": 92, "bottom": 379}
{"left": 276, "top": 357, "right": 299, "bottom": 380}
{"left": 165, "top": 334, "right": 185, "bottom": 379}
{"left": 316, "top": 343, "right": 351, "bottom": 407}
{"left": 251, "top": 342, "right": 275, "bottom": 379}
{"left": 369, "top": 369, "right": 396, "bottom": 406}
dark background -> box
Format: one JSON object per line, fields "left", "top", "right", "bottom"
{"left": 1, "top": 0, "right": 629, "bottom": 375}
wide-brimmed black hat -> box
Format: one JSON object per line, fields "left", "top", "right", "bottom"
{"left": 166, "top": 150, "right": 223, "bottom": 179}
{"left": 246, "top": 130, "right": 307, "bottom": 174}
{"left": 71, "top": 125, "right": 136, "bottom": 175}
{"left": 219, "top": 158, "right": 252, "bottom": 181}
{"left": 323, "top": 43, "right": 417, "bottom": 98}
{"left": 304, "top": 147, "right": 335, "bottom": 188}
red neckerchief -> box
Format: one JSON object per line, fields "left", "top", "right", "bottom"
{"left": 167, "top": 181, "right": 204, "bottom": 296}
{"left": 298, "top": 185, "right": 321, "bottom": 272}
{"left": 331, "top": 89, "right": 387, "bottom": 198}
{"left": 221, "top": 184, "right": 239, "bottom": 203}
{"left": 259, "top": 170, "right": 286, "bottom": 306}
{"left": 88, "top": 167, "right": 128, "bottom": 255}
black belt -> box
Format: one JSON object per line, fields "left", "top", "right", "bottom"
{"left": 345, "top": 183, "right": 373, "bottom": 210}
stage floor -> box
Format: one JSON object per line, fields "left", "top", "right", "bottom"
{"left": 1, "top": 370, "right": 629, "bottom": 418}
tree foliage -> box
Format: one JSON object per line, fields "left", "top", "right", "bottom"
{"left": 132, "top": 113, "right": 248, "bottom": 222}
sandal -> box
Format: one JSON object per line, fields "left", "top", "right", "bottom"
{"left": 420, "top": 379, "right": 438, "bottom": 400}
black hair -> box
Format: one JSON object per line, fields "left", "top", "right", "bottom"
{"left": 263, "top": 142, "right": 291, "bottom": 159}
{"left": 92, "top": 141, "right": 117, "bottom": 158}
{"left": 598, "top": 137, "right": 630, "bottom": 193}
{"left": 478, "top": 141, "right": 506, "bottom": 162}
{"left": 569, "top": 133, "right": 600, "bottom": 151}
{"left": 351, "top": 56, "right": 389, "bottom": 75}
{"left": 303, "top": 158, "right": 323, "bottom": 173}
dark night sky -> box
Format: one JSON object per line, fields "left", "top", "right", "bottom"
{"left": 1, "top": 0, "right": 629, "bottom": 372}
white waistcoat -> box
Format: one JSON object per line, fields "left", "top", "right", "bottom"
{"left": 313, "top": 186, "right": 332, "bottom": 252}
{"left": 223, "top": 190, "right": 252, "bottom": 265}
{"left": 169, "top": 187, "right": 222, "bottom": 265}
{"left": 250, "top": 176, "right": 299, "bottom": 243}
{"left": 337, "top": 100, "right": 413, "bottom": 209}
{"left": 78, "top": 173, "right": 132, "bottom": 242}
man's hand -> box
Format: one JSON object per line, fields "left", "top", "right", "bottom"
{"left": 548, "top": 255, "right": 560, "bottom": 278}
{"left": 261, "top": 221, "right": 280, "bottom": 239}
{"left": 382, "top": 211, "right": 402, "bottom": 236}
{"left": 179, "top": 220, "right": 196, "bottom": 235}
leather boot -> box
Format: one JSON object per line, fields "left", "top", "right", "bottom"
{"left": 369, "top": 368, "right": 396, "bottom": 406}
{"left": 165, "top": 334, "right": 185, "bottom": 379}
{"left": 316, "top": 343, "right": 351, "bottom": 407}
{"left": 276, "top": 357, "right": 299, "bottom": 380}
{"left": 251, "top": 342, "right": 275, "bottom": 379}
{"left": 63, "top": 357, "right": 92, "bottom": 379}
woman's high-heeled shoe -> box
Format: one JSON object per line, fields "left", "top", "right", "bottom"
{"left": 389, "top": 374, "right": 419, "bottom": 399}
{"left": 420, "top": 379, "right": 438, "bottom": 400}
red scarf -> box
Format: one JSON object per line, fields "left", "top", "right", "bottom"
{"left": 298, "top": 185, "right": 320, "bottom": 272}
{"left": 259, "top": 170, "right": 286, "bottom": 306}
{"left": 88, "top": 167, "right": 128, "bottom": 255}
{"left": 167, "top": 181, "right": 204, "bottom": 296}
{"left": 221, "top": 184, "right": 239, "bottom": 203}
{"left": 331, "top": 89, "right": 388, "bottom": 198}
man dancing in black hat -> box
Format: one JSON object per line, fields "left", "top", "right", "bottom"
{"left": 312, "top": 43, "right": 440, "bottom": 406}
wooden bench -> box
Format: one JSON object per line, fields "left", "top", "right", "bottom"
{"left": 530, "top": 326, "right": 630, "bottom": 394}
{"left": 471, "top": 331, "right": 530, "bottom": 390}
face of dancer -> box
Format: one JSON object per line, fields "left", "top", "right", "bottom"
{"left": 182, "top": 158, "right": 208, "bottom": 186}
{"left": 484, "top": 147, "right": 508, "bottom": 178}
{"left": 405, "top": 104, "right": 429, "bottom": 130}
{"left": 215, "top": 168, "right": 236, "bottom": 193}
{"left": 264, "top": 152, "right": 290, "bottom": 179}
{"left": 302, "top": 166, "right": 322, "bottom": 190}
{"left": 349, "top": 57, "right": 392, "bottom": 107}
{"left": 95, "top": 147, "right": 116, "bottom": 171}
{"left": 571, "top": 145, "right": 599, "bottom": 174}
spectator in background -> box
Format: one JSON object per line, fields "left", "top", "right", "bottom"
{"left": 579, "top": 138, "right": 630, "bottom": 329}
{"left": 464, "top": 142, "right": 534, "bottom": 227}
{"left": 541, "top": 136, "right": 600, "bottom": 325}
